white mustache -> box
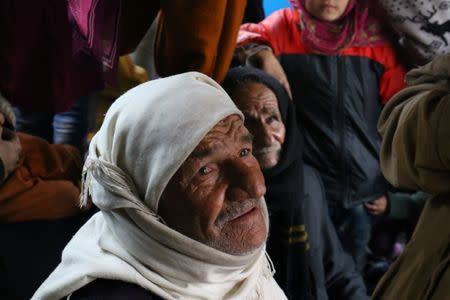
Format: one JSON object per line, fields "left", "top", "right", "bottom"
{"left": 215, "top": 198, "right": 261, "bottom": 228}
{"left": 253, "top": 144, "right": 281, "bottom": 155}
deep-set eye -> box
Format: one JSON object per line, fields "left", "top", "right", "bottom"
{"left": 267, "top": 115, "right": 278, "bottom": 123}
{"left": 198, "top": 166, "right": 211, "bottom": 176}
{"left": 240, "top": 148, "right": 251, "bottom": 157}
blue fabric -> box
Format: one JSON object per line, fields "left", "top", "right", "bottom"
{"left": 13, "top": 95, "right": 90, "bottom": 152}
{"left": 263, "top": 0, "right": 289, "bottom": 16}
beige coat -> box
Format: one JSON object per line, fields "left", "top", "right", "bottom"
{"left": 373, "top": 55, "right": 450, "bottom": 300}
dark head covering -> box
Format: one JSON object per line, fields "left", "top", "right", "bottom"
{"left": 224, "top": 67, "right": 313, "bottom": 300}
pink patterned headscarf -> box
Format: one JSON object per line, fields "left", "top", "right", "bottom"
{"left": 290, "top": 0, "right": 388, "bottom": 54}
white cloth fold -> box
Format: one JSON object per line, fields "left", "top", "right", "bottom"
{"left": 32, "top": 72, "right": 286, "bottom": 300}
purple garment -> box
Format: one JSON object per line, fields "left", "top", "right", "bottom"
{"left": 68, "top": 0, "right": 121, "bottom": 83}
{"left": 0, "top": 0, "right": 104, "bottom": 112}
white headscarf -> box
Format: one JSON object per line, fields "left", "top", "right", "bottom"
{"left": 32, "top": 72, "right": 286, "bottom": 300}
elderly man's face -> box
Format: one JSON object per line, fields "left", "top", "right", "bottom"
{"left": 231, "top": 81, "right": 286, "bottom": 170}
{"left": 158, "top": 115, "right": 268, "bottom": 255}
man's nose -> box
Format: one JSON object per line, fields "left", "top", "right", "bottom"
{"left": 256, "top": 122, "right": 273, "bottom": 147}
{"left": 228, "top": 159, "right": 266, "bottom": 200}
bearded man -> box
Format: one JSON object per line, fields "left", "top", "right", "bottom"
{"left": 32, "top": 72, "right": 286, "bottom": 299}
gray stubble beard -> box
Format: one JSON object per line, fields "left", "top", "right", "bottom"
{"left": 205, "top": 197, "right": 269, "bottom": 256}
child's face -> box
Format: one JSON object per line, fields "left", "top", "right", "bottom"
{"left": 304, "top": 0, "right": 350, "bottom": 22}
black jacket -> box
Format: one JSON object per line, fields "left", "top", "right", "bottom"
{"left": 281, "top": 53, "right": 388, "bottom": 208}
{"left": 70, "top": 279, "right": 161, "bottom": 300}
{"left": 302, "top": 165, "right": 368, "bottom": 300}
{"left": 268, "top": 165, "right": 368, "bottom": 300}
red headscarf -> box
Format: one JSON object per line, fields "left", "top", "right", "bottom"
{"left": 290, "top": 0, "right": 388, "bottom": 54}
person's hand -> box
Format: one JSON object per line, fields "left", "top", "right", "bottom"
{"left": 0, "top": 112, "right": 21, "bottom": 180}
{"left": 364, "top": 195, "right": 388, "bottom": 215}
{"left": 248, "top": 49, "right": 292, "bottom": 98}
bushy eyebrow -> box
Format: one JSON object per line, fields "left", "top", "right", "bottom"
{"left": 190, "top": 132, "right": 254, "bottom": 160}
{"left": 243, "top": 107, "right": 280, "bottom": 121}
{"left": 263, "top": 107, "right": 281, "bottom": 116}
{"left": 190, "top": 146, "right": 214, "bottom": 159}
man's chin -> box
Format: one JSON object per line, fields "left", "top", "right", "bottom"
{"left": 208, "top": 208, "right": 268, "bottom": 256}
{"left": 255, "top": 154, "right": 279, "bottom": 170}
{"left": 231, "top": 206, "right": 268, "bottom": 255}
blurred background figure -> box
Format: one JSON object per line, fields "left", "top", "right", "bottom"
{"left": 0, "top": 93, "right": 93, "bottom": 299}
{"left": 378, "top": 0, "right": 450, "bottom": 67}
{"left": 0, "top": 0, "right": 104, "bottom": 152}
{"left": 373, "top": 53, "right": 450, "bottom": 300}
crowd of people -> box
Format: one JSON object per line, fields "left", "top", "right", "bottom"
{"left": 1, "top": 0, "right": 449, "bottom": 299}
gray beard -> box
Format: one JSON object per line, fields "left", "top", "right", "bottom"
{"left": 205, "top": 197, "right": 269, "bottom": 256}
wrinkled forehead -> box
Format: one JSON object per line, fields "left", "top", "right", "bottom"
{"left": 205, "top": 114, "right": 245, "bottom": 137}
{"left": 233, "top": 82, "right": 280, "bottom": 114}
{"left": 189, "top": 114, "right": 250, "bottom": 158}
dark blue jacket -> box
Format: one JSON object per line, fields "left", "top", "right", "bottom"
{"left": 302, "top": 165, "right": 368, "bottom": 299}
